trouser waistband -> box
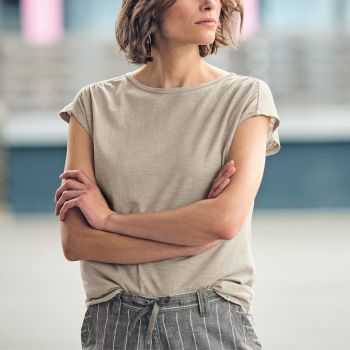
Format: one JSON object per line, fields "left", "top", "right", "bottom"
{"left": 118, "top": 287, "right": 220, "bottom": 348}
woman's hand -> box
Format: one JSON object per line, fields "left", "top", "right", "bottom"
{"left": 54, "top": 169, "right": 113, "bottom": 231}
{"left": 207, "top": 160, "right": 236, "bottom": 198}
{"left": 188, "top": 160, "right": 237, "bottom": 256}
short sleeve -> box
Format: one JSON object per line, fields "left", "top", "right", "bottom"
{"left": 58, "top": 84, "right": 93, "bottom": 137}
{"left": 238, "top": 79, "right": 281, "bottom": 157}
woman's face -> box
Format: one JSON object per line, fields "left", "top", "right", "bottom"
{"left": 157, "top": 0, "right": 222, "bottom": 47}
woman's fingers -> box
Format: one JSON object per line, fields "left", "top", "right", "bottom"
{"left": 55, "top": 178, "right": 85, "bottom": 203}
{"left": 59, "top": 169, "right": 93, "bottom": 186}
{"left": 209, "top": 178, "right": 231, "bottom": 198}
{"left": 210, "top": 162, "right": 236, "bottom": 192}
{"left": 208, "top": 164, "right": 236, "bottom": 198}
{"left": 55, "top": 189, "right": 84, "bottom": 215}
{"left": 218, "top": 160, "right": 235, "bottom": 178}
{"left": 60, "top": 197, "right": 80, "bottom": 221}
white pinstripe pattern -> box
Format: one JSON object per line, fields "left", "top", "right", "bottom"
{"left": 161, "top": 313, "right": 172, "bottom": 350}
{"left": 155, "top": 319, "right": 161, "bottom": 350}
{"left": 215, "top": 303, "right": 224, "bottom": 350}
{"left": 228, "top": 303, "right": 237, "bottom": 349}
{"left": 243, "top": 322, "right": 247, "bottom": 345}
{"left": 203, "top": 315, "right": 212, "bottom": 350}
{"left": 189, "top": 309, "right": 199, "bottom": 350}
{"left": 102, "top": 302, "right": 110, "bottom": 350}
{"left": 175, "top": 311, "right": 185, "bottom": 350}
{"left": 99, "top": 295, "right": 230, "bottom": 350}
{"left": 95, "top": 304, "right": 100, "bottom": 350}
{"left": 137, "top": 319, "right": 141, "bottom": 350}
{"left": 85, "top": 307, "right": 92, "bottom": 346}
{"left": 150, "top": 322, "right": 153, "bottom": 350}
{"left": 124, "top": 309, "right": 130, "bottom": 350}
{"left": 112, "top": 298, "right": 122, "bottom": 350}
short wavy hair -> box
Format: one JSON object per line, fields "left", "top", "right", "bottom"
{"left": 115, "top": 0, "right": 244, "bottom": 64}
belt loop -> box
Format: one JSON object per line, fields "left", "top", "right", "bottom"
{"left": 196, "top": 287, "right": 209, "bottom": 317}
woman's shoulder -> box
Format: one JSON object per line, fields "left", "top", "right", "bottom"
{"left": 227, "top": 71, "right": 263, "bottom": 85}
{"left": 218, "top": 71, "right": 259, "bottom": 95}
{"left": 222, "top": 72, "right": 274, "bottom": 98}
{"left": 87, "top": 73, "right": 128, "bottom": 94}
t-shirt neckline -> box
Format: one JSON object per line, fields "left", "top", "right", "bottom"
{"left": 124, "top": 71, "right": 236, "bottom": 94}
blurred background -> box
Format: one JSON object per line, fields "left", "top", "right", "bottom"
{"left": 0, "top": 0, "right": 349, "bottom": 349}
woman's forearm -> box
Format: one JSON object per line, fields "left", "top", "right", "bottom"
{"left": 104, "top": 198, "right": 228, "bottom": 247}
{"left": 71, "top": 223, "right": 199, "bottom": 264}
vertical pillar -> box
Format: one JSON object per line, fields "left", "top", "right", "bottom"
{"left": 0, "top": 1, "right": 3, "bottom": 29}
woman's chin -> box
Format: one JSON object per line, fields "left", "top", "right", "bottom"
{"left": 196, "top": 37, "right": 216, "bottom": 46}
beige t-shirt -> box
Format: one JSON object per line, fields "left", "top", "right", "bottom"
{"left": 58, "top": 70, "right": 281, "bottom": 313}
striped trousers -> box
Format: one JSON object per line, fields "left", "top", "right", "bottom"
{"left": 80, "top": 287, "right": 262, "bottom": 350}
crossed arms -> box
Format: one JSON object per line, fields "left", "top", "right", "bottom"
{"left": 58, "top": 113, "right": 271, "bottom": 263}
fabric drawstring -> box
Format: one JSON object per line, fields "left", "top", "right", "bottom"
{"left": 128, "top": 300, "right": 160, "bottom": 348}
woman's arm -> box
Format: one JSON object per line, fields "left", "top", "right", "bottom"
{"left": 101, "top": 116, "right": 272, "bottom": 245}
{"left": 103, "top": 198, "right": 229, "bottom": 247}
{"left": 58, "top": 114, "right": 219, "bottom": 263}
{"left": 63, "top": 207, "right": 219, "bottom": 263}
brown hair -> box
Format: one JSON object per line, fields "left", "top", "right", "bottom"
{"left": 115, "top": 0, "right": 244, "bottom": 64}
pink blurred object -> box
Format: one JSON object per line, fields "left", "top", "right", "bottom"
{"left": 230, "top": 0, "right": 260, "bottom": 47}
{"left": 20, "top": 0, "right": 64, "bottom": 44}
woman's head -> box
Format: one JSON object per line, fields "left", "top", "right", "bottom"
{"left": 115, "top": 0, "right": 244, "bottom": 64}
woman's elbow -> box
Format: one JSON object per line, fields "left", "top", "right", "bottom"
{"left": 59, "top": 221, "right": 80, "bottom": 261}
{"left": 219, "top": 219, "right": 238, "bottom": 240}
{"left": 208, "top": 200, "right": 237, "bottom": 240}
{"left": 217, "top": 207, "right": 246, "bottom": 240}
{"left": 64, "top": 246, "right": 78, "bottom": 261}
{"left": 211, "top": 211, "right": 237, "bottom": 240}
{"left": 59, "top": 208, "right": 88, "bottom": 260}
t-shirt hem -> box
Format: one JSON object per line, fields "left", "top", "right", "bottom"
{"left": 85, "top": 288, "right": 124, "bottom": 307}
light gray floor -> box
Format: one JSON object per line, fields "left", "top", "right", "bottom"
{"left": 1, "top": 209, "right": 349, "bottom": 350}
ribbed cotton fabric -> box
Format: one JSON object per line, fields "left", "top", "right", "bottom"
{"left": 58, "top": 70, "right": 281, "bottom": 314}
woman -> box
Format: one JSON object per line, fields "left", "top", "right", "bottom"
{"left": 55, "top": 0, "right": 281, "bottom": 349}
